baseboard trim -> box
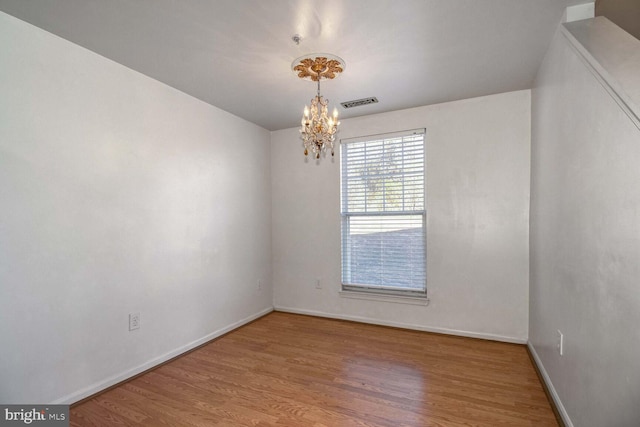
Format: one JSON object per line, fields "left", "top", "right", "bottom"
{"left": 526, "top": 342, "right": 574, "bottom": 427}
{"left": 274, "top": 306, "right": 527, "bottom": 344}
{"left": 55, "top": 307, "right": 274, "bottom": 405}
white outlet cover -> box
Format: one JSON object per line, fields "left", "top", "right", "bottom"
{"left": 557, "top": 329, "right": 564, "bottom": 356}
{"left": 129, "top": 313, "right": 140, "bottom": 331}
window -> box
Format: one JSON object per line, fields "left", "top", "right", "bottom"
{"left": 340, "top": 129, "right": 426, "bottom": 296}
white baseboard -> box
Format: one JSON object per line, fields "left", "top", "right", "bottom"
{"left": 527, "top": 342, "right": 574, "bottom": 427}
{"left": 274, "top": 306, "right": 527, "bottom": 344}
{"left": 53, "top": 307, "right": 274, "bottom": 405}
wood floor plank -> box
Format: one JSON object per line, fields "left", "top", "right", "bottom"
{"left": 71, "top": 312, "right": 558, "bottom": 426}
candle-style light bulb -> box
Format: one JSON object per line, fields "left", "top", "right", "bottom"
{"left": 332, "top": 107, "right": 339, "bottom": 119}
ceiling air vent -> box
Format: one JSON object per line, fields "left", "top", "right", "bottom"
{"left": 340, "top": 97, "right": 379, "bottom": 109}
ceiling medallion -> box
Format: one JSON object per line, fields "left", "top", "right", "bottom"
{"left": 292, "top": 54, "right": 345, "bottom": 159}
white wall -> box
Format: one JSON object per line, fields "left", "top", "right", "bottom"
{"left": 0, "top": 12, "right": 272, "bottom": 404}
{"left": 530, "top": 23, "right": 640, "bottom": 427}
{"left": 272, "top": 90, "right": 531, "bottom": 343}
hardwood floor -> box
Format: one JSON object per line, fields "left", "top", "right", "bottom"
{"left": 71, "top": 312, "right": 558, "bottom": 426}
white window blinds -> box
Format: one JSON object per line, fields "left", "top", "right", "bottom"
{"left": 340, "top": 129, "right": 426, "bottom": 295}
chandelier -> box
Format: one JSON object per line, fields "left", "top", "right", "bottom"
{"left": 292, "top": 54, "right": 345, "bottom": 159}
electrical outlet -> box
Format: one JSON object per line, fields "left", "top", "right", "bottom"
{"left": 557, "top": 330, "right": 563, "bottom": 356}
{"left": 257, "top": 279, "right": 262, "bottom": 291}
{"left": 129, "top": 313, "right": 140, "bottom": 331}
{"left": 315, "top": 279, "right": 322, "bottom": 289}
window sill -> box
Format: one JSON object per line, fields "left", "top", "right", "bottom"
{"left": 339, "top": 290, "right": 430, "bottom": 306}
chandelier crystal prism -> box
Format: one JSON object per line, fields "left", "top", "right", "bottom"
{"left": 292, "top": 54, "right": 345, "bottom": 159}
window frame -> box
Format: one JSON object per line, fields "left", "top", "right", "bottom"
{"left": 340, "top": 128, "right": 427, "bottom": 298}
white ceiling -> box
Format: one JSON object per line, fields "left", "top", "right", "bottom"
{"left": 0, "top": 0, "right": 587, "bottom": 131}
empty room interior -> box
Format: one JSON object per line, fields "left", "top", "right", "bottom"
{"left": 1, "top": 1, "right": 639, "bottom": 426}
